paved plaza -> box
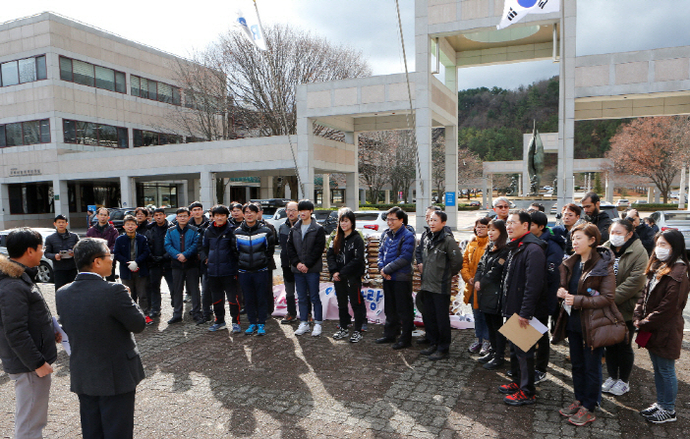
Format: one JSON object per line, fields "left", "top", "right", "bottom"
{"left": 0, "top": 281, "right": 689, "bottom": 439}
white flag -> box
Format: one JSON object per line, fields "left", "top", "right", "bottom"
{"left": 235, "top": 0, "right": 268, "bottom": 51}
{"left": 497, "top": 0, "right": 559, "bottom": 30}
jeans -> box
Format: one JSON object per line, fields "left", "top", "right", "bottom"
{"left": 238, "top": 271, "right": 270, "bottom": 325}
{"left": 334, "top": 276, "right": 366, "bottom": 332}
{"left": 605, "top": 320, "right": 636, "bottom": 382}
{"left": 295, "top": 271, "right": 322, "bottom": 322}
{"left": 472, "top": 308, "right": 489, "bottom": 341}
{"left": 382, "top": 280, "right": 414, "bottom": 344}
{"left": 148, "top": 265, "right": 173, "bottom": 315}
{"left": 209, "top": 275, "right": 240, "bottom": 325}
{"left": 567, "top": 330, "right": 603, "bottom": 412}
{"left": 649, "top": 351, "right": 677, "bottom": 412}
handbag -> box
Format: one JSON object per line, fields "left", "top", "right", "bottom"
{"left": 590, "top": 303, "right": 629, "bottom": 348}
{"left": 636, "top": 330, "right": 652, "bottom": 348}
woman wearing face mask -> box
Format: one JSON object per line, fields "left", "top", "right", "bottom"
{"left": 601, "top": 219, "right": 648, "bottom": 396}
{"left": 633, "top": 230, "right": 690, "bottom": 424}
{"left": 553, "top": 223, "right": 620, "bottom": 426}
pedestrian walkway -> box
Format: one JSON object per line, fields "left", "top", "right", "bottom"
{"left": 4, "top": 285, "right": 687, "bottom": 438}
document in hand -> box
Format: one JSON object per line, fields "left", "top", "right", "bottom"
{"left": 498, "top": 313, "right": 548, "bottom": 353}
{"left": 52, "top": 316, "right": 71, "bottom": 356}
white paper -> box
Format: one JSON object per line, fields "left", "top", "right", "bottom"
{"left": 563, "top": 303, "right": 572, "bottom": 316}
{"left": 528, "top": 317, "right": 549, "bottom": 335}
{"left": 52, "top": 317, "right": 71, "bottom": 356}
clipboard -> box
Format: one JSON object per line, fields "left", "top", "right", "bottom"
{"left": 498, "top": 313, "right": 547, "bottom": 352}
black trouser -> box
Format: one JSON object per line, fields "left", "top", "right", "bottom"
{"left": 485, "top": 312, "right": 506, "bottom": 359}
{"left": 606, "top": 320, "right": 636, "bottom": 382}
{"left": 382, "top": 280, "right": 414, "bottom": 344}
{"left": 509, "top": 341, "right": 536, "bottom": 397}
{"left": 122, "top": 272, "right": 149, "bottom": 314}
{"left": 422, "top": 292, "right": 451, "bottom": 352}
{"left": 200, "top": 274, "right": 212, "bottom": 319}
{"left": 282, "top": 267, "right": 297, "bottom": 317}
{"left": 334, "top": 276, "right": 366, "bottom": 332}
{"left": 78, "top": 391, "right": 136, "bottom": 439}
{"left": 54, "top": 268, "right": 77, "bottom": 292}
{"left": 148, "top": 264, "right": 173, "bottom": 315}
{"left": 535, "top": 315, "right": 550, "bottom": 373}
{"left": 568, "top": 329, "right": 603, "bottom": 412}
{"left": 171, "top": 266, "right": 200, "bottom": 320}
{"left": 209, "top": 275, "right": 240, "bottom": 325}
{"left": 106, "top": 261, "right": 116, "bottom": 282}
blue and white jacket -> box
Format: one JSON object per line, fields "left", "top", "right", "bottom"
{"left": 234, "top": 221, "right": 275, "bottom": 273}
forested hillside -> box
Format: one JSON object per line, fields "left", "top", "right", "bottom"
{"left": 458, "top": 76, "right": 626, "bottom": 162}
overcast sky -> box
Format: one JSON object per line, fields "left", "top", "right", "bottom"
{"left": 3, "top": 0, "right": 689, "bottom": 91}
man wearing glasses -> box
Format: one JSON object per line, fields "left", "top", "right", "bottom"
{"left": 56, "top": 238, "right": 146, "bottom": 439}
{"left": 376, "top": 207, "right": 416, "bottom": 349}
{"left": 491, "top": 197, "right": 511, "bottom": 221}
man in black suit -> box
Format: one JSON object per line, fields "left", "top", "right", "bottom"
{"left": 56, "top": 238, "right": 146, "bottom": 439}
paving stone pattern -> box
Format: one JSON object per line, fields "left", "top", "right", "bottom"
{"left": 1, "top": 284, "right": 689, "bottom": 438}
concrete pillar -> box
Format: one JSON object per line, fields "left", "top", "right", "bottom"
{"left": 245, "top": 186, "right": 251, "bottom": 202}
{"left": 414, "top": 19, "right": 434, "bottom": 228}
{"left": 260, "top": 176, "right": 273, "bottom": 199}
{"left": 223, "top": 180, "right": 231, "bottom": 205}
{"left": 179, "top": 181, "right": 189, "bottom": 207}
{"left": 0, "top": 184, "right": 9, "bottom": 229}
{"left": 679, "top": 166, "right": 686, "bottom": 209}
{"left": 119, "top": 176, "right": 134, "bottom": 209}
{"left": 322, "top": 174, "right": 331, "bottom": 208}
{"left": 445, "top": 125, "right": 458, "bottom": 230}
{"left": 556, "top": 0, "right": 577, "bottom": 212}
{"left": 199, "top": 171, "right": 214, "bottom": 209}
{"left": 655, "top": 186, "right": 661, "bottom": 203}
{"left": 52, "top": 179, "right": 69, "bottom": 218}
{"left": 605, "top": 173, "right": 614, "bottom": 203}
{"left": 486, "top": 174, "right": 494, "bottom": 209}
{"left": 385, "top": 189, "right": 391, "bottom": 204}
{"left": 296, "top": 84, "right": 315, "bottom": 201}
{"left": 518, "top": 174, "right": 523, "bottom": 197}
{"left": 346, "top": 172, "right": 359, "bottom": 210}
{"left": 359, "top": 188, "right": 366, "bottom": 205}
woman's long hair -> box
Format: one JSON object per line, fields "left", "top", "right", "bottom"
{"left": 333, "top": 208, "right": 356, "bottom": 255}
{"left": 488, "top": 219, "right": 508, "bottom": 250}
{"left": 645, "top": 229, "right": 690, "bottom": 277}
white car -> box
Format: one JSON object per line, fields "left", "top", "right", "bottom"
{"left": 262, "top": 207, "right": 287, "bottom": 230}
{"left": 354, "top": 211, "right": 389, "bottom": 237}
{"left": 0, "top": 227, "right": 55, "bottom": 283}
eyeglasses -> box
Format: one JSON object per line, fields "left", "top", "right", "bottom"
{"left": 505, "top": 220, "right": 519, "bottom": 225}
{"left": 286, "top": 209, "right": 297, "bottom": 212}
{"left": 495, "top": 205, "right": 509, "bottom": 209}
{"left": 386, "top": 217, "right": 400, "bottom": 222}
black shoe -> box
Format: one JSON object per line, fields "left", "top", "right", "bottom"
{"left": 428, "top": 350, "right": 449, "bottom": 361}
{"left": 194, "top": 317, "right": 206, "bottom": 325}
{"left": 392, "top": 341, "right": 412, "bottom": 350}
{"left": 478, "top": 351, "right": 494, "bottom": 364}
{"left": 204, "top": 314, "right": 213, "bottom": 322}
{"left": 483, "top": 358, "right": 505, "bottom": 370}
{"left": 149, "top": 312, "right": 160, "bottom": 319}
{"left": 239, "top": 307, "right": 246, "bottom": 315}
{"left": 420, "top": 345, "right": 438, "bottom": 356}
{"left": 416, "top": 337, "right": 432, "bottom": 345}
{"left": 506, "top": 369, "right": 514, "bottom": 377}
{"left": 281, "top": 315, "right": 298, "bottom": 324}
{"left": 375, "top": 336, "right": 396, "bottom": 344}
{"left": 167, "top": 317, "right": 182, "bottom": 324}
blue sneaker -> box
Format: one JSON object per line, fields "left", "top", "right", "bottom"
{"left": 208, "top": 322, "right": 226, "bottom": 332}
{"left": 257, "top": 324, "right": 266, "bottom": 336}
{"left": 245, "top": 324, "right": 257, "bottom": 335}
{"left": 232, "top": 323, "right": 242, "bottom": 333}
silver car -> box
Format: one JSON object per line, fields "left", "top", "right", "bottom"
{"left": 0, "top": 227, "right": 55, "bottom": 283}
{"left": 648, "top": 211, "right": 690, "bottom": 249}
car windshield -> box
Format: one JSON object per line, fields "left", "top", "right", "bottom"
{"left": 663, "top": 213, "right": 690, "bottom": 221}
{"left": 355, "top": 213, "right": 381, "bottom": 221}
{"left": 313, "top": 211, "right": 331, "bottom": 220}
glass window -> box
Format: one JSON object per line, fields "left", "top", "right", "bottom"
{"left": 63, "top": 120, "right": 76, "bottom": 143}
{"left": 76, "top": 121, "right": 98, "bottom": 145}
{"left": 131, "top": 75, "right": 140, "bottom": 97}
{"left": 18, "top": 58, "right": 36, "bottom": 83}
{"left": 148, "top": 80, "right": 157, "bottom": 101}
{"left": 1, "top": 61, "right": 19, "bottom": 86}
{"left": 115, "top": 71, "right": 126, "bottom": 93}
{"left": 95, "top": 66, "right": 115, "bottom": 91}
{"left": 40, "top": 120, "right": 50, "bottom": 143}
{"left": 133, "top": 129, "right": 143, "bottom": 147}
{"left": 172, "top": 87, "right": 181, "bottom": 106}
{"left": 59, "top": 57, "right": 73, "bottom": 81}
{"left": 72, "top": 60, "right": 94, "bottom": 86}
{"left": 36, "top": 56, "right": 47, "bottom": 80}
{"left": 117, "top": 127, "right": 128, "bottom": 148}
{"left": 0, "top": 126, "right": 5, "bottom": 147}
{"left": 139, "top": 77, "right": 149, "bottom": 98}
{"left": 158, "top": 82, "right": 172, "bottom": 103}
{"left": 98, "top": 124, "right": 118, "bottom": 147}
{"left": 5, "top": 123, "right": 23, "bottom": 147}
{"left": 143, "top": 131, "right": 158, "bottom": 146}
{"left": 22, "top": 121, "right": 40, "bottom": 145}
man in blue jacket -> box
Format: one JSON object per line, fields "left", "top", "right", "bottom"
{"left": 376, "top": 207, "right": 416, "bottom": 350}
{"left": 164, "top": 207, "right": 201, "bottom": 325}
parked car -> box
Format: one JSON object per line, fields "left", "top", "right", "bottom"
{"left": 616, "top": 198, "right": 630, "bottom": 208}
{"left": 468, "top": 200, "right": 481, "bottom": 207}
{"left": 648, "top": 211, "right": 690, "bottom": 250}
{"left": 0, "top": 227, "right": 55, "bottom": 283}
{"left": 314, "top": 210, "right": 339, "bottom": 234}
{"left": 354, "top": 211, "right": 389, "bottom": 237}
{"left": 262, "top": 207, "right": 287, "bottom": 230}
{"left": 633, "top": 200, "right": 648, "bottom": 205}
{"left": 90, "top": 207, "right": 135, "bottom": 232}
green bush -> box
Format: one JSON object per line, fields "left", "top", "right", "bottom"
{"left": 632, "top": 203, "right": 681, "bottom": 211}
{"left": 358, "top": 203, "right": 480, "bottom": 212}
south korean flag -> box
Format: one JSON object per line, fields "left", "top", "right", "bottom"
{"left": 497, "top": 0, "right": 560, "bottom": 30}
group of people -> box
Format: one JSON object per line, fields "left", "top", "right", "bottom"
{"left": 0, "top": 191, "right": 688, "bottom": 438}
{"left": 459, "top": 192, "right": 689, "bottom": 426}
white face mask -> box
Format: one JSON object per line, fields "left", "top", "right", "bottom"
{"left": 609, "top": 234, "right": 626, "bottom": 248}
{"left": 654, "top": 247, "right": 671, "bottom": 261}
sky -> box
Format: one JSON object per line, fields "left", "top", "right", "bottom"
{"left": 3, "top": 0, "right": 689, "bottom": 91}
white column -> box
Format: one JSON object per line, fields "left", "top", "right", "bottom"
{"left": 679, "top": 166, "right": 686, "bottom": 209}
{"left": 245, "top": 186, "right": 251, "bottom": 203}
{"left": 199, "top": 171, "right": 214, "bottom": 209}
{"left": 445, "top": 125, "right": 459, "bottom": 230}
{"left": 414, "top": 17, "right": 434, "bottom": 228}
{"left": 0, "top": 184, "right": 9, "bottom": 230}
{"left": 260, "top": 176, "right": 273, "bottom": 199}
{"left": 556, "top": 0, "right": 577, "bottom": 211}
{"left": 487, "top": 174, "right": 494, "bottom": 209}
{"left": 322, "top": 174, "right": 331, "bottom": 208}
{"left": 385, "top": 190, "right": 391, "bottom": 204}
{"left": 605, "top": 173, "right": 614, "bottom": 203}
{"left": 119, "top": 176, "right": 134, "bottom": 208}
{"left": 296, "top": 84, "right": 315, "bottom": 201}
{"left": 179, "top": 181, "right": 189, "bottom": 207}
{"left": 223, "top": 180, "right": 232, "bottom": 205}
{"left": 346, "top": 172, "right": 359, "bottom": 210}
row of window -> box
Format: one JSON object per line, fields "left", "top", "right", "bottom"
{"left": 63, "top": 119, "right": 129, "bottom": 149}
{"left": 0, "top": 55, "right": 47, "bottom": 87}
{"left": 133, "top": 129, "right": 183, "bottom": 147}
{"left": 59, "top": 56, "right": 126, "bottom": 93}
{"left": 0, "top": 119, "right": 50, "bottom": 147}
{"left": 131, "top": 75, "right": 181, "bottom": 105}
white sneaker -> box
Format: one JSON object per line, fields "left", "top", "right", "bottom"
{"left": 312, "top": 323, "right": 322, "bottom": 337}
{"left": 479, "top": 340, "right": 491, "bottom": 356}
{"left": 601, "top": 377, "right": 616, "bottom": 393}
{"left": 608, "top": 379, "right": 630, "bottom": 396}
{"left": 294, "top": 322, "right": 310, "bottom": 336}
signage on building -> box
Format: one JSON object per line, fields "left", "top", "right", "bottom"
{"left": 9, "top": 168, "right": 42, "bottom": 177}
{"left": 445, "top": 191, "right": 456, "bottom": 207}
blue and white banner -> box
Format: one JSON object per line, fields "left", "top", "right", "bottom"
{"left": 235, "top": 0, "right": 268, "bottom": 51}
{"left": 497, "top": 0, "right": 560, "bottom": 30}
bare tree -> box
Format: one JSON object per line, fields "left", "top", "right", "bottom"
{"left": 359, "top": 132, "right": 394, "bottom": 203}
{"left": 458, "top": 148, "right": 484, "bottom": 198}
{"left": 389, "top": 131, "right": 416, "bottom": 204}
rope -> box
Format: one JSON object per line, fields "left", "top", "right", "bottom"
{"left": 395, "top": 0, "right": 424, "bottom": 198}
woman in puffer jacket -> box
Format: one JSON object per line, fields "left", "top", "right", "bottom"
{"left": 461, "top": 217, "right": 490, "bottom": 355}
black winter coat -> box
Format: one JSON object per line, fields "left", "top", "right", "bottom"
{"left": 146, "top": 220, "right": 172, "bottom": 267}
{"left": 203, "top": 221, "right": 238, "bottom": 277}
{"left": 475, "top": 245, "right": 510, "bottom": 315}
{"left": 501, "top": 233, "right": 547, "bottom": 319}
{"left": 287, "top": 220, "right": 326, "bottom": 274}
{"left": 44, "top": 231, "right": 80, "bottom": 271}
{"left": 279, "top": 218, "right": 298, "bottom": 268}
{"left": 326, "top": 231, "right": 365, "bottom": 278}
